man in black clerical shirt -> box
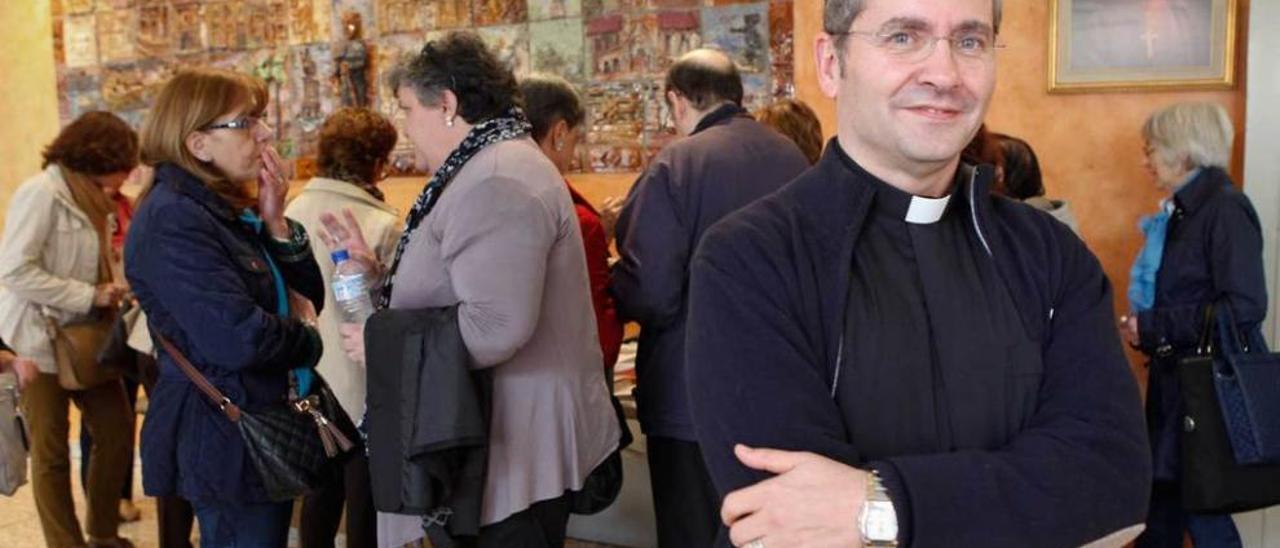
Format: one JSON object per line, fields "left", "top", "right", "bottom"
{"left": 684, "top": 1, "right": 1151, "bottom": 547}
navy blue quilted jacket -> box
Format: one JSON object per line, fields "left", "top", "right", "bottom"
{"left": 125, "top": 163, "right": 323, "bottom": 504}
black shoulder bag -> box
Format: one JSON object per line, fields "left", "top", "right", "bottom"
{"left": 1177, "top": 303, "right": 1280, "bottom": 513}
{"left": 157, "top": 335, "right": 357, "bottom": 501}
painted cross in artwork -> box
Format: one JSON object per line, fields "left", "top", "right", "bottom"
{"left": 48, "top": 0, "right": 794, "bottom": 174}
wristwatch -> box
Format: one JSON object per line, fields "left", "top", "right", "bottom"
{"left": 859, "top": 469, "right": 899, "bottom": 547}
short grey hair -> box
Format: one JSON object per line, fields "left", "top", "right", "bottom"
{"left": 825, "top": 0, "right": 1004, "bottom": 59}
{"left": 1143, "top": 102, "right": 1234, "bottom": 170}
{"left": 383, "top": 32, "right": 521, "bottom": 124}
{"left": 384, "top": 53, "right": 444, "bottom": 109}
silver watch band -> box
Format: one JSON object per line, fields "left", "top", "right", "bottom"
{"left": 860, "top": 469, "right": 899, "bottom": 547}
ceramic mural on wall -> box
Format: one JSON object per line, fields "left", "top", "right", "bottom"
{"left": 50, "top": 0, "right": 792, "bottom": 175}
{"left": 531, "top": 18, "right": 586, "bottom": 80}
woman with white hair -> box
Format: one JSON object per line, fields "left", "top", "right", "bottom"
{"left": 1122, "top": 102, "right": 1264, "bottom": 548}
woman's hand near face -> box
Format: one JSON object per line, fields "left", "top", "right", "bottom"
{"left": 258, "top": 146, "right": 293, "bottom": 239}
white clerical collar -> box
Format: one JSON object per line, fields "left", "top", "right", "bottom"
{"left": 904, "top": 194, "right": 952, "bottom": 224}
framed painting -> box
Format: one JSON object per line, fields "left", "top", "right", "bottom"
{"left": 1049, "top": 0, "right": 1238, "bottom": 93}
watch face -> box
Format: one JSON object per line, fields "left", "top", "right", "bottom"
{"left": 864, "top": 501, "right": 899, "bottom": 541}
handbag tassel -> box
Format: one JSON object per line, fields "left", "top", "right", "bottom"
{"left": 308, "top": 410, "right": 355, "bottom": 458}
{"left": 292, "top": 396, "right": 355, "bottom": 458}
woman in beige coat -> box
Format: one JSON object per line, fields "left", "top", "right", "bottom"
{"left": 323, "top": 32, "right": 619, "bottom": 547}
{"left": 0, "top": 111, "right": 137, "bottom": 548}
{"left": 285, "top": 107, "right": 401, "bottom": 548}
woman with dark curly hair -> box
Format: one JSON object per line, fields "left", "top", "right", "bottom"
{"left": 0, "top": 111, "right": 138, "bottom": 548}
{"left": 285, "top": 107, "right": 400, "bottom": 548}
{"left": 323, "top": 32, "right": 620, "bottom": 546}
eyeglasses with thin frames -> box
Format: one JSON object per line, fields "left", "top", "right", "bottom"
{"left": 202, "top": 115, "right": 268, "bottom": 132}
{"left": 830, "top": 28, "right": 1005, "bottom": 64}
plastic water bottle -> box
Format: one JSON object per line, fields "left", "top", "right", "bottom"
{"left": 331, "top": 249, "right": 375, "bottom": 324}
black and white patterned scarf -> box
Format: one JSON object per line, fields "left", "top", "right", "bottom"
{"left": 378, "top": 107, "right": 532, "bottom": 308}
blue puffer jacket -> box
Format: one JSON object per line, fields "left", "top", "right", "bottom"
{"left": 125, "top": 163, "right": 324, "bottom": 504}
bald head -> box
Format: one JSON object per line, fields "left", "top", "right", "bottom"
{"left": 678, "top": 49, "right": 736, "bottom": 73}
{"left": 664, "top": 48, "right": 743, "bottom": 111}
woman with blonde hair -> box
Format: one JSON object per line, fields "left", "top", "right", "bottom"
{"left": 0, "top": 110, "right": 138, "bottom": 548}
{"left": 125, "top": 68, "right": 325, "bottom": 547}
{"left": 1124, "top": 102, "right": 1261, "bottom": 548}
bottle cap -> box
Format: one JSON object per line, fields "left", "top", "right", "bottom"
{"left": 330, "top": 249, "right": 350, "bottom": 263}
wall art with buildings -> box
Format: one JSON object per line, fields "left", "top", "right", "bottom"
{"left": 50, "top": 0, "right": 794, "bottom": 175}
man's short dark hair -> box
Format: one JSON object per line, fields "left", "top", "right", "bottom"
{"left": 663, "top": 52, "right": 744, "bottom": 111}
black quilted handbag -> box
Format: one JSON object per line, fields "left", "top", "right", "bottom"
{"left": 1178, "top": 304, "right": 1280, "bottom": 513}
{"left": 158, "top": 336, "right": 356, "bottom": 501}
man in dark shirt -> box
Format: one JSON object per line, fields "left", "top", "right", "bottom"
{"left": 685, "top": 1, "right": 1151, "bottom": 547}
{"left": 611, "top": 48, "right": 809, "bottom": 547}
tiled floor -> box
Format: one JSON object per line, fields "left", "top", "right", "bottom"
{"left": 0, "top": 450, "right": 166, "bottom": 547}
{"left": 0, "top": 463, "right": 621, "bottom": 547}
{"left": 0, "top": 419, "right": 620, "bottom": 547}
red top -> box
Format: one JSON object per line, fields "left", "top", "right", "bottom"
{"left": 111, "top": 194, "right": 133, "bottom": 252}
{"left": 566, "top": 181, "right": 623, "bottom": 371}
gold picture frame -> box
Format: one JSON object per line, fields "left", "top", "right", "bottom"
{"left": 1048, "top": 0, "right": 1238, "bottom": 93}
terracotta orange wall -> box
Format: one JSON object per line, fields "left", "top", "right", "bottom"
{"left": 376, "top": 172, "right": 636, "bottom": 213}
{"left": 795, "top": 1, "right": 1250, "bottom": 373}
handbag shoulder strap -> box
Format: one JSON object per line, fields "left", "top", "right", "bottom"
{"left": 1216, "top": 301, "right": 1251, "bottom": 353}
{"left": 155, "top": 335, "right": 242, "bottom": 422}
{"left": 1196, "top": 302, "right": 1217, "bottom": 356}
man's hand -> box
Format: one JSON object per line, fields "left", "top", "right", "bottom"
{"left": 722, "top": 444, "right": 868, "bottom": 548}
{"left": 600, "top": 196, "right": 624, "bottom": 244}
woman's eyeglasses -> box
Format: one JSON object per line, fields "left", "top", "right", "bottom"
{"left": 202, "top": 115, "right": 266, "bottom": 131}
